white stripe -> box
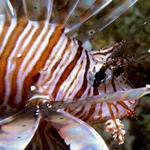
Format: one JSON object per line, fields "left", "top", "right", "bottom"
{"left": 101, "top": 102, "right": 111, "bottom": 118}
{"left": 81, "top": 84, "right": 92, "bottom": 97}
{"left": 78, "top": 104, "right": 91, "bottom": 119}
{"left": 19, "top": 22, "right": 49, "bottom": 76}
{"left": 15, "top": 23, "right": 55, "bottom": 103}
{"left": 37, "top": 34, "right": 68, "bottom": 90}
{"left": 19, "top": 21, "right": 39, "bottom": 52}
{"left": 13, "top": 22, "right": 39, "bottom": 103}
{"left": 29, "top": 94, "right": 50, "bottom": 102}
{"left": 55, "top": 47, "right": 85, "bottom": 100}
{"left": 46, "top": 40, "right": 79, "bottom": 96}
{"left": 65, "top": 49, "right": 86, "bottom": 99}
{"left": 110, "top": 104, "right": 117, "bottom": 117}
{"left": 70, "top": 106, "right": 82, "bottom": 116}
{"left": 3, "top": 21, "right": 32, "bottom": 104}
{"left": 92, "top": 103, "right": 100, "bottom": 120}
{"left": 0, "top": 18, "right": 17, "bottom": 55}
{"left": 0, "top": 14, "right": 5, "bottom": 35}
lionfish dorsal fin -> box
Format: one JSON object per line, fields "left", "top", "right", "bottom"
{"left": 0, "top": 108, "right": 40, "bottom": 150}
{"left": 44, "top": 109, "right": 109, "bottom": 150}
{"left": 75, "top": 0, "right": 138, "bottom": 42}
{"left": 22, "top": 0, "right": 53, "bottom": 21}
{"left": 64, "top": 0, "right": 112, "bottom": 33}
{"left": 0, "top": 0, "right": 16, "bottom": 19}
{"left": 52, "top": 0, "right": 80, "bottom": 25}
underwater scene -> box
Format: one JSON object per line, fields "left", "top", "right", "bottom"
{"left": 0, "top": 0, "right": 150, "bottom": 150}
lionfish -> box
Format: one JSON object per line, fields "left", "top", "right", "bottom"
{"left": 0, "top": 0, "right": 150, "bottom": 149}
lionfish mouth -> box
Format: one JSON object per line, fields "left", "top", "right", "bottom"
{"left": 0, "top": 0, "right": 150, "bottom": 150}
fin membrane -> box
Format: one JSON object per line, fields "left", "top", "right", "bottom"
{"left": 64, "top": 0, "right": 112, "bottom": 33}
{"left": 43, "top": 109, "right": 109, "bottom": 150}
{"left": 22, "top": 0, "right": 53, "bottom": 21}
{"left": 0, "top": 108, "right": 40, "bottom": 150}
{"left": 74, "top": 0, "right": 138, "bottom": 42}
{"left": 0, "top": 0, "right": 16, "bottom": 18}
{"left": 50, "top": 85, "right": 150, "bottom": 110}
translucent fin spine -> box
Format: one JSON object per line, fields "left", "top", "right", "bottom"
{"left": 50, "top": 85, "right": 150, "bottom": 122}
{"left": 0, "top": 0, "right": 16, "bottom": 18}
{"left": 64, "top": 0, "right": 112, "bottom": 33}
{"left": 0, "top": 108, "right": 40, "bottom": 150}
{"left": 52, "top": 0, "right": 80, "bottom": 25}
{"left": 22, "top": 0, "right": 53, "bottom": 21}
{"left": 44, "top": 110, "right": 109, "bottom": 150}
{"left": 76, "top": 0, "right": 138, "bottom": 42}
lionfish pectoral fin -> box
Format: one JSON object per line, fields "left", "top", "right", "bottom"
{"left": 105, "top": 119, "right": 125, "bottom": 145}
{"left": 64, "top": 0, "right": 112, "bottom": 34}
{"left": 51, "top": 85, "right": 150, "bottom": 110}
{"left": 44, "top": 109, "right": 109, "bottom": 150}
{"left": 0, "top": 0, "right": 16, "bottom": 18}
{"left": 101, "top": 85, "right": 150, "bottom": 103}
{"left": 0, "top": 108, "right": 40, "bottom": 150}
{"left": 77, "top": 0, "right": 138, "bottom": 42}
{"left": 22, "top": 0, "right": 53, "bottom": 21}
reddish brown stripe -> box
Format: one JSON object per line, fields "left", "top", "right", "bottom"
{"left": 23, "top": 24, "right": 50, "bottom": 73}
{"left": 8, "top": 22, "right": 47, "bottom": 105}
{"left": 46, "top": 123, "right": 69, "bottom": 150}
{"left": 112, "top": 103, "right": 119, "bottom": 115}
{"left": 117, "top": 101, "right": 133, "bottom": 112}
{"left": 7, "top": 22, "right": 45, "bottom": 108}
{"left": 87, "top": 88, "right": 91, "bottom": 96}
{"left": 107, "top": 103, "right": 115, "bottom": 119}
{"left": 94, "top": 49, "right": 113, "bottom": 55}
{"left": 9, "top": 25, "right": 63, "bottom": 108}
{"left": 62, "top": 51, "right": 84, "bottom": 100}
{"left": 73, "top": 106, "right": 85, "bottom": 116}
{"left": 104, "top": 83, "right": 106, "bottom": 94}
{"left": 80, "top": 112, "right": 90, "bottom": 121}
{"left": 84, "top": 103, "right": 96, "bottom": 121}
{"left": 0, "top": 19, "right": 28, "bottom": 105}
{"left": 7, "top": 25, "right": 34, "bottom": 106}
{"left": 0, "top": 20, "right": 11, "bottom": 104}
{"left": 128, "top": 100, "right": 135, "bottom": 104}
{"left": 74, "top": 51, "right": 90, "bottom": 99}
{"left": 0, "top": 21, "right": 11, "bottom": 48}
{"left": 38, "top": 121, "right": 49, "bottom": 150}
{"left": 111, "top": 76, "right": 116, "bottom": 92}
{"left": 40, "top": 39, "right": 71, "bottom": 87}
{"left": 93, "top": 87, "right": 98, "bottom": 95}
{"left": 98, "top": 102, "right": 103, "bottom": 119}
{"left": 52, "top": 45, "right": 83, "bottom": 99}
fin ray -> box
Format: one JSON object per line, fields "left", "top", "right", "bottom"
{"left": 0, "top": 0, "right": 16, "bottom": 18}
{"left": 0, "top": 108, "right": 40, "bottom": 150}
{"left": 64, "top": 0, "right": 112, "bottom": 33}
{"left": 44, "top": 109, "right": 109, "bottom": 150}
{"left": 76, "top": 0, "right": 138, "bottom": 42}
{"left": 22, "top": 0, "right": 53, "bottom": 21}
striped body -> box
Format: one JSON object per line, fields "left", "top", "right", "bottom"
{"left": 0, "top": 18, "right": 136, "bottom": 122}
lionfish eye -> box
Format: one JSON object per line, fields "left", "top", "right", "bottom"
{"left": 93, "top": 70, "right": 106, "bottom": 87}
